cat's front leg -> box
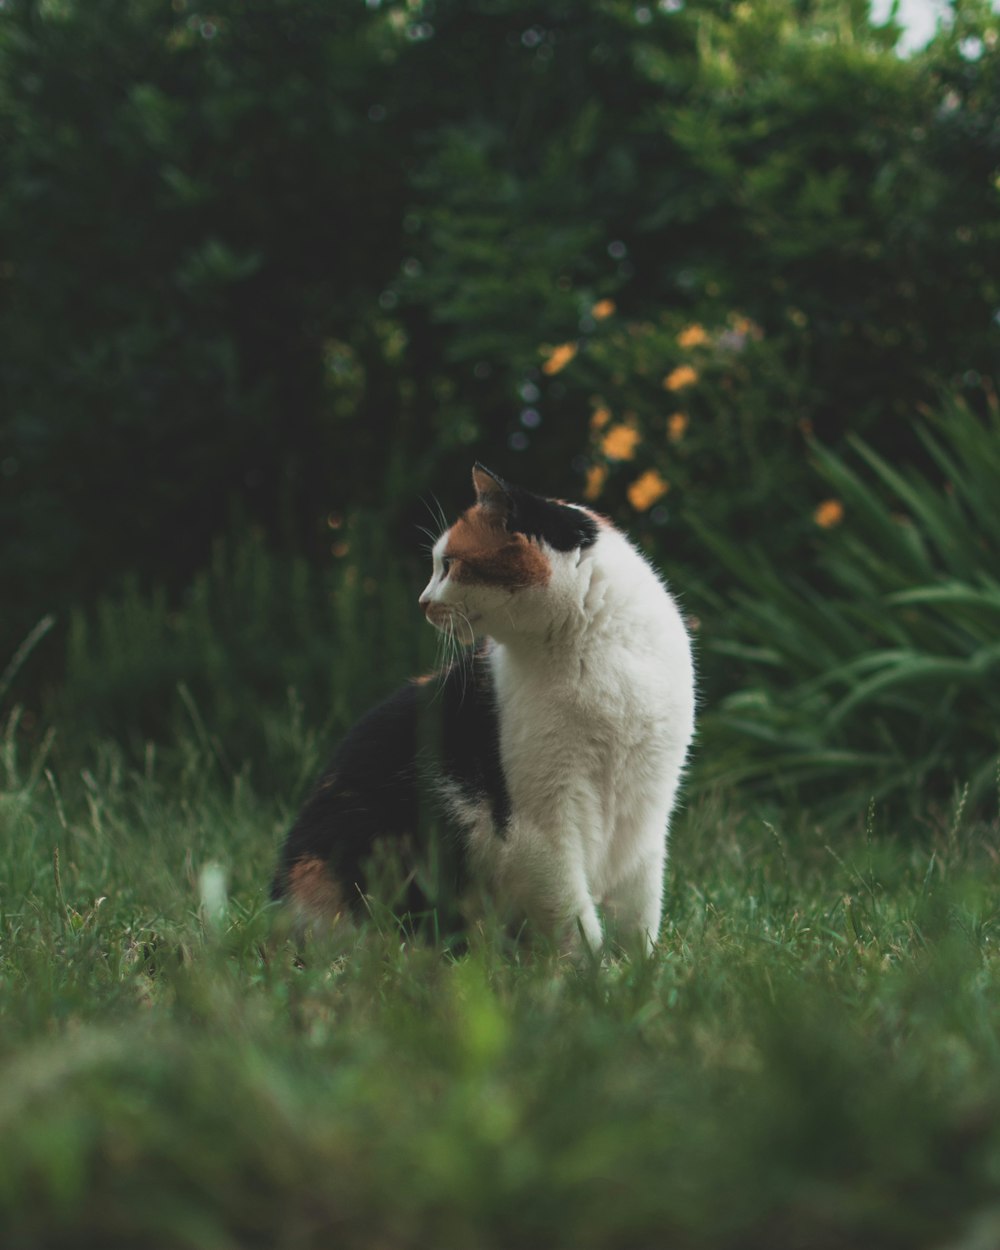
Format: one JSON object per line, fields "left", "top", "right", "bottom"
{"left": 602, "top": 841, "right": 667, "bottom": 954}
{"left": 499, "top": 830, "right": 603, "bottom": 954}
{"left": 556, "top": 887, "right": 604, "bottom": 955}
{"left": 523, "top": 870, "right": 604, "bottom": 955}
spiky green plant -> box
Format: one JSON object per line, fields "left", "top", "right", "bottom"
{"left": 693, "top": 393, "right": 1000, "bottom": 821}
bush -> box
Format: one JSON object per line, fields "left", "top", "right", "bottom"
{"left": 693, "top": 391, "right": 1000, "bottom": 822}
{"left": 525, "top": 305, "right": 816, "bottom": 598}
{"left": 2, "top": 0, "right": 999, "bottom": 667}
{"left": 405, "top": 0, "right": 1000, "bottom": 548}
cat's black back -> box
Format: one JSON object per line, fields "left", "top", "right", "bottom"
{"left": 271, "top": 647, "right": 508, "bottom": 927}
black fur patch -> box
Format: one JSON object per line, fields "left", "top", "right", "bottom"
{"left": 271, "top": 648, "right": 509, "bottom": 929}
{"left": 475, "top": 463, "right": 598, "bottom": 552}
{"left": 439, "top": 647, "right": 511, "bottom": 833}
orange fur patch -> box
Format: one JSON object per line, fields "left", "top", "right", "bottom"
{"left": 287, "top": 857, "right": 346, "bottom": 921}
{"left": 445, "top": 506, "right": 551, "bottom": 588}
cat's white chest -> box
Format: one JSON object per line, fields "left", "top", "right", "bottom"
{"left": 441, "top": 515, "right": 695, "bottom": 949}
{"left": 494, "top": 635, "right": 682, "bottom": 782}
{"left": 486, "top": 574, "right": 693, "bottom": 897}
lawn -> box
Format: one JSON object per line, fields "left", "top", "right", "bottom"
{"left": 2, "top": 714, "right": 999, "bottom": 1250}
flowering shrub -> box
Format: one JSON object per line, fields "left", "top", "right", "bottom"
{"left": 530, "top": 305, "right": 821, "bottom": 599}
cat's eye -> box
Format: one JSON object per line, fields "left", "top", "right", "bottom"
{"left": 441, "top": 557, "right": 453, "bottom": 576}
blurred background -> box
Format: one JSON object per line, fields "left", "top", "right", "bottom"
{"left": 2, "top": 0, "right": 998, "bottom": 822}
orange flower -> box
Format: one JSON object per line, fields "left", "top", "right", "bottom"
{"left": 663, "top": 364, "right": 698, "bottom": 392}
{"left": 667, "top": 412, "right": 688, "bottom": 443}
{"left": 677, "top": 324, "right": 709, "bottom": 349}
{"left": 627, "top": 469, "right": 670, "bottom": 511}
{"left": 601, "top": 423, "right": 641, "bottom": 461}
{"left": 541, "top": 342, "right": 577, "bottom": 375}
{"left": 591, "top": 299, "right": 616, "bottom": 321}
{"left": 814, "top": 499, "right": 844, "bottom": 529}
{"left": 584, "top": 464, "right": 608, "bottom": 500}
{"left": 590, "top": 405, "right": 612, "bottom": 431}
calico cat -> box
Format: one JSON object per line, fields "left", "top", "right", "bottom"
{"left": 271, "top": 464, "right": 695, "bottom": 952}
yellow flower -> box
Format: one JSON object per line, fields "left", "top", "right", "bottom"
{"left": 591, "top": 299, "right": 616, "bottom": 321}
{"left": 677, "top": 324, "right": 709, "bottom": 349}
{"left": 601, "top": 423, "right": 641, "bottom": 461}
{"left": 590, "top": 405, "right": 612, "bottom": 431}
{"left": 814, "top": 499, "right": 844, "bottom": 529}
{"left": 627, "top": 469, "right": 670, "bottom": 511}
{"left": 663, "top": 364, "right": 698, "bottom": 392}
{"left": 667, "top": 412, "right": 688, "bottom": 443}
{"left": 584, "top": 464, "right": 608, "bottom": 500}
{"left": 541, "top": 342, "right": 577, "bottom": 375}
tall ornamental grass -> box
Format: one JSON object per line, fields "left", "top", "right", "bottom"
{"left": 694, "top": 394, "right": 1000, "bottom": 821}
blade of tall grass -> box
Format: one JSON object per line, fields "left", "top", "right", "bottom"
{"left": 0, "top": 614, "right": 57, "bottom": 709}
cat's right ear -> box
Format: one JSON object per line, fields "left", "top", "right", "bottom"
{"left": 472, "top": 463, "right": 513, "bottom": 527}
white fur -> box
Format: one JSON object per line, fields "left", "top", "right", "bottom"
{"left": 419, "top": 516, "right": 695, "bottom": 953}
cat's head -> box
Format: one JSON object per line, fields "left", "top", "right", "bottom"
{"left": 419, "top": 464, "right": 600, "bottom": 643}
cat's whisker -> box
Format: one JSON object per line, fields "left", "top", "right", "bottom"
{"left": 430, "top": 493, "right": 449, "bottom": 538}
{"left": 425, "top": 613, "right": 459, "bottom": 709}
{"left": 438, "top": 617, "right": 455, "bottom": 679}
{"left": 448, "top": 610, "right": 476, "bottom": 703}
{"left": 432, "top": 628, "right": 445, "bottom": 679}
{"left": 421, "top": 493, "right": 449, "bottom": 541}
{"left": 453, "top": 607, "right": 473, "bottom": 636}
{"left": 449, "top": 616, "right": 462, "bottom": 676}
{"left": 415, "top": 523, "right": 439, "bottom": 551}
{"left": 438, "top": 617, "right": 463, "bottom": 702}
{"left": 438, "top": 614, "right": 453, "bottom": 668}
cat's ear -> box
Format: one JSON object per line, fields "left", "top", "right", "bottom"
{"left": 472, "top": 463, "right": 514, "bottom": 526}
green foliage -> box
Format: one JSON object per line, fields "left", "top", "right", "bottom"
{"left": 2, "top": 0, "right": 999, "bottom": 661}
{"left": 52, "top": 526, "right": 436, "bottom": 787}
{"left": 1, "top": 0, "right": 412, "bottom": 648}
{"left": 2, "top": 718, "right": 1000, "bottom": 1248}
{"left": 412, "top": 0, "right": 1000, "bottom": 534}
{"left": 696, "top": 394, "right": 1000, "bottom": 819}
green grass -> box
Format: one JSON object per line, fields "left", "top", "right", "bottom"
{"left": 3, "top": 711, "right": 1000, "bottom": 1249}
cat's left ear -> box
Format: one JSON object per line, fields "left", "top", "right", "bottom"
{"left": 472, "top": 463, "right": 514, "bottom": 526}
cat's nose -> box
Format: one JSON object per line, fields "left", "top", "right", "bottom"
{"left": 418, "top": 594, "right": 432, "bottom": 617}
